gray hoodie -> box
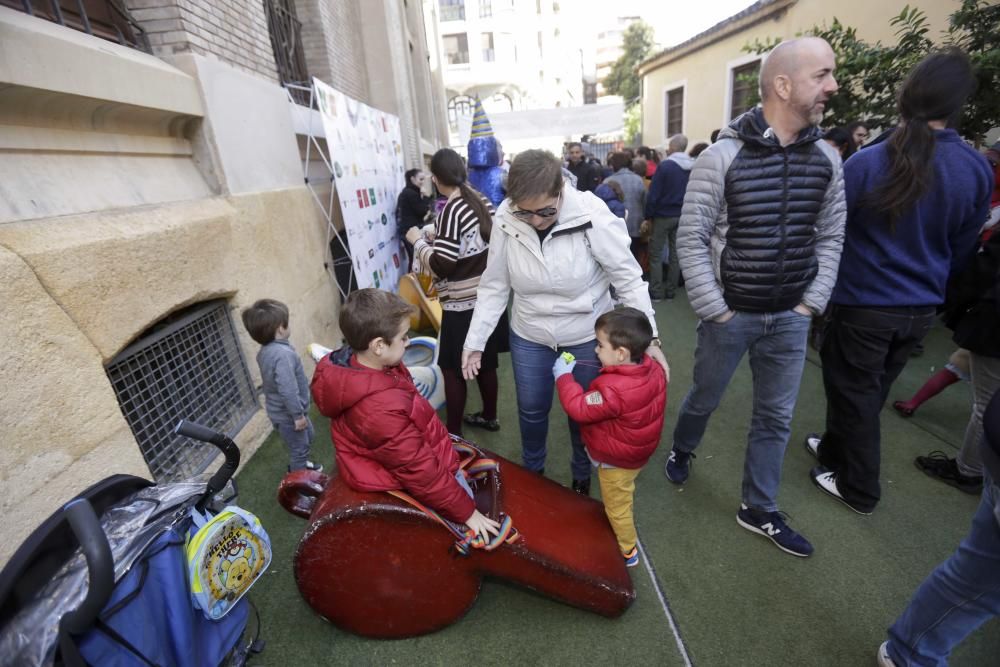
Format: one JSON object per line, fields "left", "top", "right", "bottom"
{"left": 257, "top": 339, "right": 310, "bottom": 424}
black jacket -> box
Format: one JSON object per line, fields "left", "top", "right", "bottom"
{"left": 944, "top": 231, "right": 1000, "bottom": 357}
{"left": 396, "top": 183, "right": 431, "bottom": 233}
{"left": 567, "top": 159, "right": 602, "bottom": 193}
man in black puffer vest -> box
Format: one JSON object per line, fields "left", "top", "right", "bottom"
{"left": 663, "top": 37, "right": 846, "bottom": 558}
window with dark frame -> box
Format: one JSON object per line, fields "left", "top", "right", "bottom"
{"left": 105, "top": 300, "right": 258, "bottom": 483}
{"left": 481, "top": 32, "right": 494, "bottom": 62}
{"left": 1, "top": 0, "right": 149, "bottom": 51}
{"left": 439, "top": 0, "right": 465, "bottom": 21}
{"left": 264, "top": 0, "right": 310, "bottom": 104}
{"left": 443, "top": 33, "right": 469, "bottom": 65}
{"left": 666, "top": 87, "right": 684, "bottom": 136}
{"left": 447, "top": 95, "right": 475, "bottom": 129}
{"left": 730, "top": 60, "right": 761, "bottom": 121}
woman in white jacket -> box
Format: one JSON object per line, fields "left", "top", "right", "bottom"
{"left": 462, "top": 150, "right": 668, "bottom": 494}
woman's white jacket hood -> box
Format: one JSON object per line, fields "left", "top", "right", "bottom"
{"left": 464, "top": 184, "right": 657, "bottom": 351}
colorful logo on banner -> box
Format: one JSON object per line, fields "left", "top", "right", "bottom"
{"left": 315, "top": 77, "right": 405, "bottom": 292}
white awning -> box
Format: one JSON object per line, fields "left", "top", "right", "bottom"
{"left": 488, "top": 103, "right": 624, "bottom": 141}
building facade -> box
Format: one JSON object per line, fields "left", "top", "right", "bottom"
{"left": 435, "top": 0, "right": 584, "bottom": 144}
{"left": 594, "top": 15, "right": 639, "bottom": 101}
{"left": 638, "top": 0, "right": 956, "bottom": 148}
{"left": 0, "top": 0, "right": 448, "bottom": 565}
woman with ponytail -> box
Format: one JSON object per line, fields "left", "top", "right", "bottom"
{"left": 405, "top": 148, "right": 509, "bottom": 436}
{"left": 806, "top": 49, "right": 994, "bottom": 515}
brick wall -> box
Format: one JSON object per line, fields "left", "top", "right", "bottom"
{"left": 127, "top": 0, "right": 279, "bottom": 84}
{"left": 294, "top": 0, "right": 369, "bottom": 103}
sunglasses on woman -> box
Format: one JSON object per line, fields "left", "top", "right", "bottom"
{"left": 511, "top": 193, "right": 562, "bottom": 221}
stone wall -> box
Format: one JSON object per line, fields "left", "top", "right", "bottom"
{"left": 0, "top": 9, "right": 340, "bottom": 565}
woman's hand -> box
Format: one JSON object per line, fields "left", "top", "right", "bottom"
{"left": 461, "top": 349, "right": 483, "bottom": 380}
{"left": 647, "top": 345, "right": 670, "bottom": 383}
{"left": 465, "top": 509, "right": 501, "bottom": 540}
{"left": 405, "top": 226, "right": 423, "bottom": 245}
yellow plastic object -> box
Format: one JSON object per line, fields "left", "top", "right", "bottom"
{"left": 561, "top": 352, "right": 576, "bottom": 363}
{"left": 398, "top": 273, "right": 442, "bottom": 333}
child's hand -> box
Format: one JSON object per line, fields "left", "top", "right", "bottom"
{"left": 552, "top": 352, "right": 576, "bottom": 379}
{"left": 465, "top": 509, "right": 500, "bottom": 540}
{"left": 294, "top": 416, "right": 308, "bottom": 431}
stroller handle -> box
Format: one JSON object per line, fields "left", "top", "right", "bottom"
{"left": 174, "top": 420, "right": 241, "bottom": 512}
{"left": 59, "top": 500, "right": 114, "bottom": 635}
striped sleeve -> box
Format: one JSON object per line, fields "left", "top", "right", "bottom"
{"left": 427, "top": 199, "right": 478, "bottom": 278}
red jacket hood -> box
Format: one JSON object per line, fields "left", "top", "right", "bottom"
{"left": 310, "top": 346, "right": 413, "bottom": 420}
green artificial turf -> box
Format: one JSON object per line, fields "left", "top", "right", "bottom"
{"left": 237, "top": 295, "right": 999, "bottom": 666}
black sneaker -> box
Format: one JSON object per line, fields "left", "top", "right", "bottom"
{"left": 736, "top": 504, "right": 814, "bottom": 557}
{"left": 572, "top": 478, "right": 591, "bottom": 495}
{"left": 664, "top": 448, "right": 695, "bottom": 484}
{"left": 464, "top": 412, "right": 500, "bottom": 432}
{"left": 915, "top": 452, "right": 983, "bottom": 495}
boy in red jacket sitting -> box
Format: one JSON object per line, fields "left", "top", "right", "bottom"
{"left": 311, "top": 288, "right": 499, "bottom": 540}
{"left": 553, "top": 307, "right": 668, "bottom": 567}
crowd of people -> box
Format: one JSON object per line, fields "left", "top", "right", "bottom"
{"left": 244, "top": 36, "right": 998, "bottom": 666}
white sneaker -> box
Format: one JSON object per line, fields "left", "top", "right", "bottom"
{"left": 877, "top": 641, "right": 897, "bottom": 667}
{"left": 810, "top": 466, "right": 871, "bottom": 515}
{"left": 804, "top": 433, "right": 821, "bottom": 459}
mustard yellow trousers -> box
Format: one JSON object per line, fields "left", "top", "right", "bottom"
{"left": 596, "top": 466, "right": 642, "bottom": 554}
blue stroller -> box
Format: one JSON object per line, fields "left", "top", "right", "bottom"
{"left": 0, "top": 421, "right": 265, "bottom": 666}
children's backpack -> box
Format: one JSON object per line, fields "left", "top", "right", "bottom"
{"left": 186, "top": 506, "right": 271, "bottom": 620}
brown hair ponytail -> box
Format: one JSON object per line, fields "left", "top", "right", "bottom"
{"left": 430, "top": 148, "right": 494, "bottom": 242}
{"left": 864, "top": 48, "right": 975, "bottom": 228}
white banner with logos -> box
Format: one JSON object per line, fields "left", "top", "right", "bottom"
{"left": 314, "top": 77, "right": 405, "bottom": 292}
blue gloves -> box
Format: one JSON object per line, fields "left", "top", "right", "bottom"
{"left": 552, "top": 352, "right": 576, "bottom": 379}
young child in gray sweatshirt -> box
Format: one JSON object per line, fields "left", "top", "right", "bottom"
{"left": 242, "top": 299, "right": 322, "bottom": 472}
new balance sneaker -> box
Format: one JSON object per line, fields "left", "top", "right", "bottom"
{"left": 804, "top": 433, "right": 821, "bottom": 459}
{"left": 623, "top": 546, "right": 639, "bottom": 568}
{"left": 915, "top": 451, "right": 984, "bottom": 495}
{"left": 877, "top": 641, "right": 897, "bottom": 667}
{"left": 810, "top": 466, "right": 871, "bottom": 515}
{"left": 664, "top": 448, "right": 695, "bottom": 484}
{"left": 736, "top": 504, "right": 814, "bottom": 557}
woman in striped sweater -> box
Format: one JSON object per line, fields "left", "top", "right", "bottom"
{"left": 405, "top": 148, "right": 510, "bottom": 436}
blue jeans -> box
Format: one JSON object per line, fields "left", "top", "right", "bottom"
{"left": 509, "top": 331, "right": 602, "bottom": 481}
{"left": 274, "top": 417, "right": 315, "bottom": 471}
{"left": 672, "top": 310, "right": 811, "bottom": 511}
{"left": 886, "top": 472, "right": 1000, "bottom": 666}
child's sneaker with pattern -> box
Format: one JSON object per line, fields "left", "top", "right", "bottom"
{"left": 623, "top": 546, "right": 639, "bottom": 567}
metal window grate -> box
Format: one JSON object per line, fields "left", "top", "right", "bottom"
{"left": 106, "top": 300, "right": 258, "bottom": 482}
{"left": 1, "top": 0, "right": 150, "bottom": 52}
{"left": 264, "top": 0, "right": 310, "bottom": 105}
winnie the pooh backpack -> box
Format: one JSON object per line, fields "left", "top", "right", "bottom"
{"left": 186, "top": 506, "right": 271, "bottom": 620}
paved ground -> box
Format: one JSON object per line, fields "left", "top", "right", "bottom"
{"left": 238, "top": 295, "right": 999, "bottom": 666}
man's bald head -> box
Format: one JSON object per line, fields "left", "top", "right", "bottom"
{"left": 759, "top": 37, "right": 838, "bottom": 129}
{"left": 760, "top": 37, "right": 835, "bottom": 101}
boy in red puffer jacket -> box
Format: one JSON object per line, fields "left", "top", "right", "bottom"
{"left": 553, "top": 307, "right": 668, "bottom": 567}
{"left": 311, "top": 288, "right": 499, "bottom": 540}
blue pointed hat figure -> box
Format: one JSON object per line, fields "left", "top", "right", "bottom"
{"left": 466, "top": 97, "right": 505, "bottom": 208}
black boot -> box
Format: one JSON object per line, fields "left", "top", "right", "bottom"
{"left": 572, "top": 478, "right": 591, "bottom": 495}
